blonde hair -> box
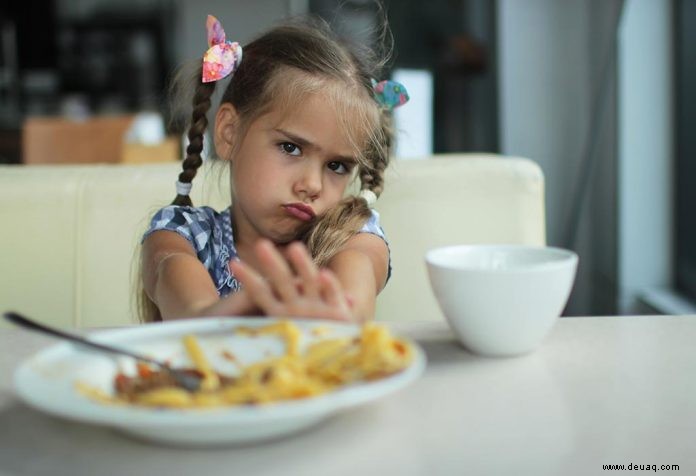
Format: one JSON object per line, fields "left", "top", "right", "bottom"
{"left": 140, "top": 16, "right": 394, "bottom": 322}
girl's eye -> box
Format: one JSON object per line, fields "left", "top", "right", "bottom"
{"left": 327, "top": 161, "right": 351, "bottom": 175}
{"left": 279, "top": 142, "right": 301, "bottom": 156}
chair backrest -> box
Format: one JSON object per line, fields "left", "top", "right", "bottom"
{"left": 0, "top": 161, "right": 227, "bottom": 328}
{"left": 0, "top": 154, "right": 544, "bottom": 327}
{"left": 374, "top": 154, "right": 545, "bottom": 321}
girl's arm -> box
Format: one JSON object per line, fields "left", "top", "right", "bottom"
{"left": 142, "top": 231, "right": 256, "bottom": 320}
{"left": 326, "top": 233, "right": 390, "bottom": 323}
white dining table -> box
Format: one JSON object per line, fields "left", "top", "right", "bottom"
{"left": 0, "top": 315, "right": 694, "bottom": 476}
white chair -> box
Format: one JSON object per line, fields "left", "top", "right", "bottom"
{"left": 375, "top": 154, "right": 545, "bottom": 321}
{"left": 0, "top": 154, "right": 545, "bottom": 327}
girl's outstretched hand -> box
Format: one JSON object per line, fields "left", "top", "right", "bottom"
{"left": 229, "top": 239, "right": 354, "bottom": 322}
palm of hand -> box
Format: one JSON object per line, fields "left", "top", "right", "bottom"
{"left": 229, "top": 240, "right": 354, "bottom": 322}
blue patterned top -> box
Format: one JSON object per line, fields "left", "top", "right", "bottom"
{"left": 143, "top": 206, "right": 390, "bottom": 297}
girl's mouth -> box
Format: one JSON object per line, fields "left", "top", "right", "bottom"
{"left": 283, "top": 203, "right": 316, "bottom": 222}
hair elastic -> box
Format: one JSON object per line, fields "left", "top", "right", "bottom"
{"left": 359, "top": 189, "right": 377, "bottom": 207}
{"left": 176, "top": 181, "right": 193, "bottom": 196}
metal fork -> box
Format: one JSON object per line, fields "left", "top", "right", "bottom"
{"left": 3, "top": 311, "right": 201, "bottom": 392}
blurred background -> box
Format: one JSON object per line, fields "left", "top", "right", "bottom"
{"left": 0, "top": 0, "right": 693, "bottom": 318}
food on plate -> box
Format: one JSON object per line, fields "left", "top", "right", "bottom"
{"left": 80, "top": 320, "right": 413, "bottom": 409}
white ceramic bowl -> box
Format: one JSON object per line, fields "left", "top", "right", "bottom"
{"left": 426, "top": 245, "right": 578, "bottom": 357}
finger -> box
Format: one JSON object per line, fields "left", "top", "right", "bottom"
{"left": 286, "top": 242, "right": 320, "bottom": 298}
{"left": 255, "top": 239, "right": 297, "bottom": 301}
{"left": 318, "top": 269, "right": 347, "bottom": 308}
{"left": 229, "top": 260, "right": 280, "bottom": 314}
{"left": 319, "top": 270, "right": 352, "bottom": 322}
{"left": 345, "top": 293, "right": 355, "bottom": 309}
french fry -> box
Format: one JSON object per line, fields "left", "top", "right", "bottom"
{"left": 183, "top": 334, "right": 221, "bottom": 391}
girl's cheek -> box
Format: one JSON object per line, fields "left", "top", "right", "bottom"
{"left": 327, "top": 171, "right": 351, "bottom": 188}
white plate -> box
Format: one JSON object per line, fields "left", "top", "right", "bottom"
{"left": 14, "top": 317, "right": 426, "bottom": 446}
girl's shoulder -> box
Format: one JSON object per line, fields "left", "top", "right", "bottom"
{"left": 144, "top": 205, "right": 230, "bottom": 244}
{"left": 359, "top": 209, "right": 387, "bottom": 240}
{"left": 150, "top": 205, "right": 223, "bottom": 226}
{"left": 143, "top": 205, "right": 237, "bottom": 293}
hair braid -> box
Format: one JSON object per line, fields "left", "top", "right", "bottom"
{"left": 301, "top": 197, "right": 372, "bottom": 267}
{"left": 359, "top": 108, "right": 391, "bottom": 196}
{"left": 172, "top": 78, "right": 216, "bottom": 206}
{"left": 358, "top": 158, "right": 386, "bottom": 197}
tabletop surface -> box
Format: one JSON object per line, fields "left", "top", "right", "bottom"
{"left": 1, "top": 315, "right": 694, "bottom": 476}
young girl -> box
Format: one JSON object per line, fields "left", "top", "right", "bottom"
{"left": 140, "top": 14, "right": 408, "bottom": 323}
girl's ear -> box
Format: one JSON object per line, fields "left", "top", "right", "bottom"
{"left": 214, "top": 103, "right": 239, "bottom": 161}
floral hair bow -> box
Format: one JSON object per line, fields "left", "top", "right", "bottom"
{"left": 371, "top": 79, "right": 409, "bottom": 110}
{"left": 202, "top": 15, "right": 243, "bottom": 83}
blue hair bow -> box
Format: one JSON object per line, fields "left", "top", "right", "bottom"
{"left": 371, "top": 79, "right": 410, "bottom": 110}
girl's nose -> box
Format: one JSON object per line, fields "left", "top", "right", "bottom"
{"left": 294, "top": 164, "right": 322, "bottom": 200}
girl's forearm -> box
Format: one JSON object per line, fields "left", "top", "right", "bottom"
{"left": 150, "top": 253, "right": 220, "bottom": 319}
{"left": 327, "top": 249, "right": 378, "bottom": 323}
{"left": 151, "top": 253, "right": 260, "bottom": 319}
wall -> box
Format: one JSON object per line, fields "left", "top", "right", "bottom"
{"left": 174, "top": 0, "right": 304, "bottom": 63}
{"left": 56, "top": 0, "right": 302, "bottom": 65}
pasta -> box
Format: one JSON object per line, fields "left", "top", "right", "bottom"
{"left": 81, "top": 321, "right": 413, "bottom": 409}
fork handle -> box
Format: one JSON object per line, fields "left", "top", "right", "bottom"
{"left": 3, "top": 311, "right": 163, "bottom": 367}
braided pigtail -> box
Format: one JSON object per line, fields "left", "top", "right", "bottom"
{"left": 172, "top": 76, "right": 216, "bottom": 206}
{"left": 137, "top": 70, "right": 216, "bottom": 324}
{"left": 358, "top": 108, "right": 391, "bottom": 198}
{"left": 301, "top": 197, "right": 372, "bottom": 267}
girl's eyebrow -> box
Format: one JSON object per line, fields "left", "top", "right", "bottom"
{"left": 274, "top": 128, "right": 357, "bottom": 163}
{"left": 274, "top": 128, "right": 313, "bottom": 148}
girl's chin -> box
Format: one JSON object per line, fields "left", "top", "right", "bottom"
{"left": 264, "top": 227, "right": 304, "bottom": 245}
{"left": 256, "top": 217, "right": 313, "bottom": 244}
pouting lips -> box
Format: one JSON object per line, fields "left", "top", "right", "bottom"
{"left": 283, "top": 203, "right": 315, "bottom": 222}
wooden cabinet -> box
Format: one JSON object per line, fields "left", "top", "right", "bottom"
{"left": 22, "top": 115, "right": 178, "bottom": 164}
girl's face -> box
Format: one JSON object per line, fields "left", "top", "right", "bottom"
{"left": 221, "top": 92, "right": 360, "bottom": 246}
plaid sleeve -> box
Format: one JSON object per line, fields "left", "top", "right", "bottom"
{"left": 358, "top": 209, "right": 392, "bottom": 282}
{"left": 359, "top": 209, "right": 387, "bottom": 241}
{"left": 142, "top": 205, "right": 214, "bottom": 256}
